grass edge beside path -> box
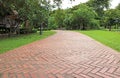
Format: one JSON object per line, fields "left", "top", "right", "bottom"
{"left": 0, "top": 30, "right": 56, "bottom": 54}
{"left": 76, "top": 30, "right": 120, "bottom": 52}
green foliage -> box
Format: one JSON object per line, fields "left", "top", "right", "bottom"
{"left": 116, "top": 3, "right": 120, "bottom": 10}
{"left": 48, "top": 16, "right": 58, "bottom": 29}
{"left": 1, "top": 0, "right": 119, "bottom": 31}
{"left": 54, "top": 9, "right": 66, "bottom": 28}
{"left": 89, "top": 19, "right": 100, "bottom": 29}
{"left": 103, "top": 9, "right": 120, "bottom": 30}
{"left": 78, "top": 30, "right": 120, "bottom": 52}
{"left": 86, "top": 0, "right": 110, "bottom": 17}
{"left": 48, "top": 3, "right": 100, "bottom": 30}
{"left": 86, "top": 0, "right": 111, "bottom": 27}
{"left": 0, "top": 0, "right": 50, "bottom": 31}
{"left": 105, "top": 9, "right": 120, "bottom": 19}
{"left": 48, "top": 9, "right": 66, "bottom": 29}
{"left": 66, "top": 4, "right": 99, "bottom": 30}
{"left": 63, "top": 13, "right": 73, "bottom": 30}
{"left": 0, "top": 31, "right": 56, "bottom": 54}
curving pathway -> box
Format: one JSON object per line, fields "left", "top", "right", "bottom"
{"left": 0, "top": 30, "right": 120, "bottom": 78}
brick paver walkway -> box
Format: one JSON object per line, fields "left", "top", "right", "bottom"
{"left": 0, "top": 30, "right": 120, "bottom": 78}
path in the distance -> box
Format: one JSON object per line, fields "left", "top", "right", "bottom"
{"left": 0, "top": 30, "right": 120, "bottom": 78}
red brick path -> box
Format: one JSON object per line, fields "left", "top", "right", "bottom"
{"left": 0, "top": 30, "right": 120, "bottom": 78}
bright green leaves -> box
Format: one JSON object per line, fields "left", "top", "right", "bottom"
{"left": 71, "top": 4, "right": 99, "bottom": 30}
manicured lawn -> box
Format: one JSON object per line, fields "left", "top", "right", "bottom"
{"left": 0, "top": 31, "right": 56, "bottom": 54}
{"left": 78, "top": 30, "right": 120, "bottom": 52}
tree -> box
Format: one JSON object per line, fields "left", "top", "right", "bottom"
{"left": 63, "top": 12, "right": 73, "bottom": 30}
{"left": 54, "top": 9, "right": 65, "bottom": 29}
{"left": 86, "top": 0, "right": 110, "bottom": 17}
{"left": 48, "top": 3, "right": 100, "bottom": 30}
{"left": 71, "top": 4, "right": 99, "bottom": 30}
{"left": 104, "top": 9, "right": 120, "bottom": 31}
{"left": 116, "top": 3, "right": 120, "bottom": 10}
{"left": 0, "top": 0, "right": 51, "bottom": 32}
{"left": 48, "top": 16, "right": 58, "bottom": 29}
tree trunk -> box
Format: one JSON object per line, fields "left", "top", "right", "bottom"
{"left": 82, "top": 23, "right": 86, "bottom": 30}
{"left": 8, "top": 25, "right": 12, "bottom": 37}
{"left": 109, "top": 25, "right": 111, "bottom": 31}
{"left": 25, "top": 20, "right": 29, "bottom": 33}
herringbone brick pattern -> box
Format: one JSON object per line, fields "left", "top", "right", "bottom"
{"left": 0, "top": 30, "right": 120, "bottom": 78}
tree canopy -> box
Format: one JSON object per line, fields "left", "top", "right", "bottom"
{"left": 0, "top": 0, "right": 120, "bottom": 32}
{"left": 48, "top": 0, "right": 120, "bottom": 31}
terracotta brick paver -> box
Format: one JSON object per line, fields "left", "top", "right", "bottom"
{"left": 0, "top": 30, "right": 120, "bottom": 78}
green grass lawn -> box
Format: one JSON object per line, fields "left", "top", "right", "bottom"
{"left": 0, "top": 30, "right": 56, "bottom": 54}
{"left": 77, "top": 30, "right": 120, "bottom": 52}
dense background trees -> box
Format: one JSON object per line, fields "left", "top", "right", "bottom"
{"left": 70, "top": 4, "right": 99, "bottom": 30}
{"left": 48, "top": 0, "right": 120, "bottom": 31}
{"left": 0, "top": 0, "right": 120, "bottom": 33}
{"left": 103, "top": 3, "right": 120, "bottom": 31}
{"left": 48, "top": 2, "right": 100, "bottom": 30}
{"left": 0, "top": 0, "right": 51, "bottom": 34}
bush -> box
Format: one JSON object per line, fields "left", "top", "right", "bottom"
{"left": 89, "top": 19, "right": 100, "bottom": 29}
{"left": 48, "top": 17, "right": 58, "bottom": 30}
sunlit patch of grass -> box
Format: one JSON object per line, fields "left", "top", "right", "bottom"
{"left": 0, "top": 31, "right": 56, "bottom": 54}
{"left": 77, "top": 30, "right": 120, "bottom": 52}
